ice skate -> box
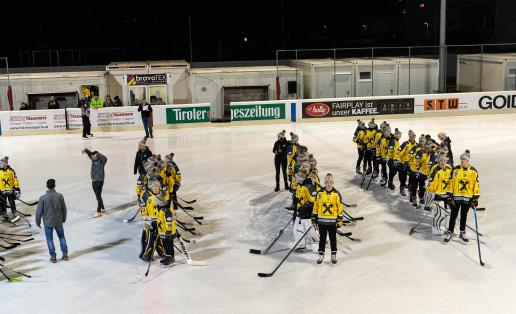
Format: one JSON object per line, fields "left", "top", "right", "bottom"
{"left": 331, "top": 252, "right": 337, "bottom": 264}
{"left": 459, "top": 231, "right": 469, "bottom": 243}
{"left": 317, "top": 252, "right": 324, "bottom": 264}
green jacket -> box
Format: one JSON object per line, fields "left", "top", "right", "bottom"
{"left": 90, "top": 97, "right": 104, "bottom": 109}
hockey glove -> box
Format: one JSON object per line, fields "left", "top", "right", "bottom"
{"left": 336, "top": 221, "right": 343, "bottom": 229}
{"left": 311, "top": 215, "right": 318, "bottom": 229}
{"left": 173, "top": 183, "right": 181, "bottom": 192}
{"left": 14, "top": 189, "right": 21, "bottom": 199}
{"left": 471, "top": 196, "right": 479, "bottom": 208}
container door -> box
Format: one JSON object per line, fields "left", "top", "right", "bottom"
{"left": 375, "top": 71, "right": 394, "bottom": 96}
{"left": 335, "top": 72, "right": 352, "bottom": 97}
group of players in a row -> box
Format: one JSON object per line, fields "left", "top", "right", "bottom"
{"left": 274, "top": 130, "right": 345, "bottom": 264}
{"left": 352, "top": 118, "right": 481, "bottom": 242}
{"left": 133, "top": 140, "right": 183, "bottom": 266}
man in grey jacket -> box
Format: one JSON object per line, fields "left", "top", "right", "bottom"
{"left": 36, "top": 179, "right": 68, "bottom": 263}
{"left": 82, "top": 148, "right": 108, "bottom": 218}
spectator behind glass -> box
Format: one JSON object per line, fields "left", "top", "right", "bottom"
{"left": 90, "top": 94, "right": 104, "bottom": 109}
{"left": 20, "top": 102, "right": 30, "bottom": 110}
{"left": 48, "top": 96, "right": 60, "bottom": 109}
{"left": 105, "top": 95, "right": 114, "bottom": 107}
{"left": 113, "top": 96, "right": 123, "bottom": 107}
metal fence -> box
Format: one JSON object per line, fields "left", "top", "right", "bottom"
{"left": 276, "top": 43, "right": 516, "bottom": 98}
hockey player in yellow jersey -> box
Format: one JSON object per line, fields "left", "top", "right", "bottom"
{"left": 362, "top": 119, "right": 377, "bottom": 175}
{"left": 425, "top": 154, "right": 453, "bottom": 235}
{"left": 352, "top": 120, "right": 366, "bottom": 174}
{"left": 378, "top": 127, "right": 390, "bottom": 186}
{"left": 155, "top": 189, "right": 177, "bottom": 267}
{"left": 371, "top": 121, "right": 386, "bottom": 178}
{"left": 0, "top": 158, "right": 21, "bottom": 222}
{"left": 163, "top": 153, "right": 181, "bottom": 209}
{"left": 387, "top": 128, "right": 401, "bottom": 190}
{"left": 293, "top": 172, "right": 320, "bottom": 252}
{"left": 312, "top": 174, "right": 343, "bottom": 264}
{"left": 140, "top": 181, "right": 166, "bottom": 261}
{"left": 287, "top": 132, "right": 299, "bottom": 187}
{"left": 444, "top": 150, "right": 480, "bottom": 243}
{"left": 397, "top": 130, "right": 416, "bottom": 196}
{"left": 408, "top": 135, "right": 426, "bottom": 206}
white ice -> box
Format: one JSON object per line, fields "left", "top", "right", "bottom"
{"left": 1, "top": 113, "right": 516, "bottom": 314}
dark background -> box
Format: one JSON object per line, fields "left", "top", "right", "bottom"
{"left": 1, "top": 0, "right": 515, "bottom": 67}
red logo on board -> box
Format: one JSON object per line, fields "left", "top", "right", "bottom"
{"left": 305, "top": 103, "right": 330, "bottom": 117}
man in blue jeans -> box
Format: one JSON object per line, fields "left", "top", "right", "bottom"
{"left": 138, "top": 99, "right": 153, "bottom": 139}
{"left": 36, "top": 179, "right": 68, "bottom": 263}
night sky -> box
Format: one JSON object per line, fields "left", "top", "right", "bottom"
{"left": 0, "top": 0, "right": 512, "bottom": 67}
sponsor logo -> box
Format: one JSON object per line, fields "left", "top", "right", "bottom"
{"left": 424, "top": 98, "right": 459, "bottom": 111}
{"left": 166, "top": 107, "right": 211, "bottom": 124}
{"left": 478, "top": 94, "right": 516, "bottom": 110}
{"left": 305, "top": 103, "right": 330, "bottom": 117}
{"left": 230, "top": 104, "right": 285, "bottom": 121}
{"left": 127, "top": 74, "right": 167, "bottom": 86}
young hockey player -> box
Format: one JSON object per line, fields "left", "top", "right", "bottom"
{"left": 372, "top": 121, "right": 387, "bottom": 178}
{"left": 408, "top": 135, "right": 426, "bottom": 206}
{"left": 362, "top": 119, "right": 377, "bottom": 175}
{"left": 387, "top": 128, "right": 401, "bottom": 190}
{"left": 273, "top": 130, "right": 289, "bottom": 191}
{"left": 293, "top": 172, "right": 320, "bottom": 252}
{"left": 425, "top": 154, "right": 453, "bottom": 235}
{"left": 287, "top": 132, "right": 299, "bottom": 188}
{"left": 378, "top": 127, "right": 391, "bottom": 186}
{"left": 0, "top": 157, "right": 21, "bottom": 222}
{"left": 154, "top": 185, "right": 177, "bottom": 266}
{"left": 352, "top": 120, "right": 366, "bottom": 174}
{"left": 312, "top": 174, "right": 344, "bottom": 265}
{"left": 397, "top": 130, "right": 416, "bottom": 196}
{"left": 444, "top": 150, "right": 480, "bottom": 243}
{"left": 140, "top": 180, "right": 168, "bottom": 261}
{"left": 438, "top": 132, "right": 453, "bottom": 166}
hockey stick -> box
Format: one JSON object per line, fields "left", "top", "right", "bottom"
{"left": 177, "top": 205, "right": 203, "bottom": 225}
{"left": 343, "top": 210, "right": 364, "bottom": 221}
{"left": 435, "top": 203, "right": 483, "bottom": 237}
{"left": 365, "top": 171, "right": 376, "bottom": 190}
{"left": 177, "top": 237, "right": 207, "bottom": 266}
{"left": 408, "top": 209, "right": 433, "bottom": 235}
{"left": 250, "top": 218, "right": 294, "bottom": 255}
{"left": 16, "top": 199, "right": 38, "bottom": 206}
{"left": 473, "top": 207, "right": 485, "bottom": 267}
{"left": 123, "top": 208, "right": 140, "bottom": 223}
{"left": 360, "top": 172, "right": 367, "bottom": 188}
{"left": 0, "top": 232, "right": 35, "bottom": 237}
{"left": 176, "top": 221, "right": 196, "bottom": 235}
{"left": 178, "top": 196, "right": 196, "bottom": 204}
{"left": 258, "top": 226, "right": 312, "bottom": 278}
{"left": 336, "top": 230, "right": 360, "bottom": 241}
{"left": 175, "top": 202, "right": 194, "bottom": 211}
{"left": 14, "top": 211, "right": 31, "bottom": 217}
{"left": 0, "top": 236, "right": 34, "bottom": 243}
{"left": 342, "top": 202, "right": 357, "bottom": 208}
{"left": 0, "top": 241, "right": 19, "bottom": 250}
{"left": 0, "top": 264, "right": 31, "bottom": 278}
{"left": 0, "top": 268, "right": 11, "bottom": 281}
{"left": 13, "top": 211, "right": 31, "bottom": 228}
{"left": 144, "top": 235, "right": 159, "bottom": 277}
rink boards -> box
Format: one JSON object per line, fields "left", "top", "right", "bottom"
{"left": 1, "top": 91, "right": 516, "bottom": 135}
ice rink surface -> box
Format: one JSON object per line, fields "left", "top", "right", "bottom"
{"left": 1, "top": 113, "right": 516, "bottom": 314}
